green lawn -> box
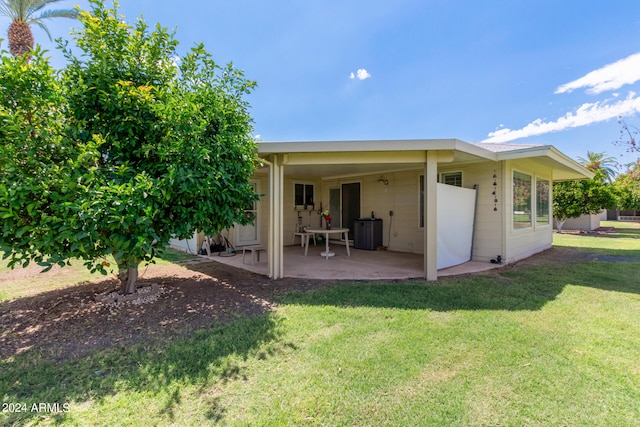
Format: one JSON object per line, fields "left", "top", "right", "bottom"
{"left": 0, "top": 249, "right": 198, "bottom": 302}
{"left": 1, "top": 223, "right": 639, "bottom": 426}
{"left": 553, "top": 220, "right": 640, "bottom": 257}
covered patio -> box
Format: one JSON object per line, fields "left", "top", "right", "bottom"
{"left": 258, "top": 140, "right": 496, "bottom": 280}
{"left": 202, "top": 245, "right": 502, "bottom": 280}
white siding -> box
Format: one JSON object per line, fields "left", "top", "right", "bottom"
{"left": 441, "top": 162, "right": 504, "bottom": 263}
{"left": 169, "top": 233, "right": 202, "bottom": 255}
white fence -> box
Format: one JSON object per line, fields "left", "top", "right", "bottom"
{"left": 618, "top": 216, "right": 640, "bottom": 221}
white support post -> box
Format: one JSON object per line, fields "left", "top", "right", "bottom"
{"left": 424, "top": 151, "right": 438, "bottom": 281}
{"left": 266, "top": 155, "right": 284, "bottom": 279}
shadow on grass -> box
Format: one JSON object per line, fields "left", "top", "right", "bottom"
{"left": 554, "top": 227, "right": 640, "bottom": 257}
{"left": 275, "top": 260, "right": 640, "bottom": 311}
{"left": 551, "top": 244, "right": 640, "bottom": 259}
{"left": 0, "top": 312, "right": 282, "bottom": 425}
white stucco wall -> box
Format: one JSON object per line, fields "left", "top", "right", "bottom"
{"left": 556, "top": 213, "right": 600, "bottom": 231}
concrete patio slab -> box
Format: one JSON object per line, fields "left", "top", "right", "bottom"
{"left": 197, "top": 243, "right": 503, "bottom": 280}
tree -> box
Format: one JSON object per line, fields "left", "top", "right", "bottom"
{"left": 0, "top": 0, "right": 259, "bottom": 294}
{"left": 576, "top": 151, "right": 619, "bottom": 183}
{"left": 0, "top": 0, "right": 78, "bottom": 57}
{"left": 613, "top": 160, "right": 640, "bottom": 213}
{"left": 617, "top": 116, "right": 640, "bottom": 153}
{"left": 552, "top": 170, "right": 616, "bottom": 233}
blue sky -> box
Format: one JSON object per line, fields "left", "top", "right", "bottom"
{"left": 3, "top": 0, "right": 640, "bottom": 169}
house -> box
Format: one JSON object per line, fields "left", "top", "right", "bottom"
{"left": 172, "top": 139, "right": 593, "bottom": 280}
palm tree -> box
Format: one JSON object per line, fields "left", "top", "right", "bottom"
{"left": 0, "top": 0, "right": 77, "bottom": 57}
{"left": 577, "top": 151, "right": 619, "bottom": 182}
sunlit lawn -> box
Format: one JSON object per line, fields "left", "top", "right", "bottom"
{"left": 0, "top": 249, "right": 198, "bottom": 302}
{"left": 1, "top": 222, "right": 639, "bottom": 426}
{"left": 553, "top": 220, "right": 640, "bottom": 257}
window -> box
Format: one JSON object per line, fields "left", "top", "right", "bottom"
{"left": 441, "top": 171, "right": 462, "bottom": 187}
{"left": 536, "top": 178, "right": 550, "bottom": 225}
{"left": 513, "top": 171, "right": 532, "bottom": 229}
{"left": 294, "top": 183, "right": 314, "bottom": 208}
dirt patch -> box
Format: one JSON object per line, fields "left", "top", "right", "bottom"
{"left": 0, "top": 259, "right": 325, "bottom": 362}
{"left": 0, "top": 244, "right": 629, "bottom": 362}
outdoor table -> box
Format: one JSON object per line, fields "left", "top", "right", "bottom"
{"left": 304, "top": 228, "right": 350, "bottom": 260}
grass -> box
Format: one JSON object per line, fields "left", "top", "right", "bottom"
{"left": 1, "top": 223, "right": 640, "bottom": 425}
{"left": 553, "top": 220, "right": 640, "bottom": 257}
{"left": 0, "top": 248, "right": 199, "bottom": 302}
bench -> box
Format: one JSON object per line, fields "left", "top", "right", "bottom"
{"left": 242, "top": 246, "right": 265, "bottom": 265}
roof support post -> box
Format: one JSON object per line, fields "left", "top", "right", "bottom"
{"left": 266, "top": 155, "right": 284, "bottom": 279}
{"left": 423, "top": 151, "right": 438, "bottom": 281}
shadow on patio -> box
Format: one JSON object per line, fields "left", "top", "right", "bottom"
{"left": 202, "top": 243, "right": 502, "bottom": 280}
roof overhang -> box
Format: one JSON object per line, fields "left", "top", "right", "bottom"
{"left": 491, "top": 145, "right": 594, "bottom": 181}
{"left": 257, "top": 139, "right": 496, "bottom": 179}
{"left": 257, "top": 139, "right": 593, "bottom": 181}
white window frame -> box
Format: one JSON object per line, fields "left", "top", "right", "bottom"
{"left": 294, "top": 182, "right": 315, "bottom": 210}
{"left": 440, "top": 171, "right": 463, "bottom": 187}
{"left": 535, "top": 177, "right": 551, "bottom": 227}
{"left": 512, "top": 170, "right": 533, "bottom": 230}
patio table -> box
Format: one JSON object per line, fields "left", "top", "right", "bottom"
{"left": 304, "top": 228, "right": 350, "bottom": 260}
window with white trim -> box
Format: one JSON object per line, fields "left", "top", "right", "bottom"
{"left": 294, "top": 183, "right": 315, "bottom": 208}
{"left": 441, "top": 171, "right": 462, "bottom": 187}
{"left": 536, "top": 178, "right": 550, "bottom": 225}
{"left": 513, "top": 171, "right": 532, "bottom": 229}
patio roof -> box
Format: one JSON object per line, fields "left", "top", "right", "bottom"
{"left": 257, "top": 138, "right": 592, "bottom": 181}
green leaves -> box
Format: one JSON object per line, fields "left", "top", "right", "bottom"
{"left": 0, "top": 0, "right": 258, "bottom": 284}
{"left": 553, "top": 171, "right": 616, "bottom": 222}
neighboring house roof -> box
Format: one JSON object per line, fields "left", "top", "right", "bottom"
{"left": 258, "top": 139, "right": 593, "bottom": 181}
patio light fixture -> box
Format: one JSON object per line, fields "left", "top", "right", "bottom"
{"left": 377, "top": 176, "right": 389, "bottom": 185}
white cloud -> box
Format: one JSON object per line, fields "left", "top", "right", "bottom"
{"left": 483, "top": 92, "right": 640, "bottom": 143}
{"left": 555, "top": 52, "right": 640, "bottom": 95}
{"left": 350, "top": 68, "right": 371, "bottom": 80}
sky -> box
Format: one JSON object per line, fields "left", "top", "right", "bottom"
{"left": 3, "top": 0, "right": 640, "bottom": 170}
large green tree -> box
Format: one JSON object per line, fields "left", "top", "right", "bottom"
{"left": 553, "top": 170, "right": 616, "bottom": 233}
{"left": 0, "top": 0, "right": 77, "bottom": 57}
{"left": 0, "top": 0, "right": 259, "bottom": 294}
{"left": 613, "top": 160, "right": 640, "bottom": 212}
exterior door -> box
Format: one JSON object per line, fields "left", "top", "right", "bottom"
{"left": 341, "top": 182, "right": 361, "bottom": 240}
{"left": 235, "top": 181, "right": 260, "bottom": 246}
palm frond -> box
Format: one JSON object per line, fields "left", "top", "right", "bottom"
{"left": 34, "top": 8, "right": 79, "bottom": 21}
{"left": 30, "top": 18, "right": 52, "bottom": 40}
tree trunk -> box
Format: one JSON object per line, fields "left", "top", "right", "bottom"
{"left": 8, "top": 20, "right": 34, "bottom": 59}
{"left": 554, "top": 218, "right": 566, "bottom": 234}
{"left": 117, "top": 258, "right": 140, "bottom": 295}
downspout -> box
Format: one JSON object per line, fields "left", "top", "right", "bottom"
{"left": 470, "top": 184, "right": 479, "bottom": 259}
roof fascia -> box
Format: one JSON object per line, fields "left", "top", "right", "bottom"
{"left": 258, "top": 138, "right": 497, "bottom": 161}
{"left": 496, "top": 145, "right": 594, "bottom": 180}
